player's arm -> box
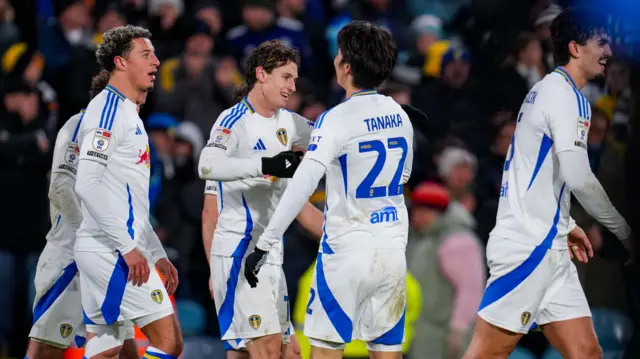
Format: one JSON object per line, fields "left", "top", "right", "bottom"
{"left": 198, "top": 114, "right": 303, "bottom": 181}
{"left": 547, "top": 93, "right": 631, "bottom": 241}
{"left": 202, "top": 181, "right": 219, "bottom": 264}
{"left": 74, "top": 108, "right": 137, "bottom": 255}
{"left": 245, "top": 113, "right": 344, "bottom": 287}
{"left": 141, "top": 220, "right": 179, "bottom": 294}
{"left": 295, "top": 202, "right": 324, "bottom": 240}
{"left": 49, "top": 131, "right": 83, "bottom": 230}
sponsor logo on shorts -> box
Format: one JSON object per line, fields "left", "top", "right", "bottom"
{"left": 249, "top": 315, "right": 261, "bottom": 329}
{"left": 521, "top": 311, "right": 532, "bottom": 326}
{"left": 151, "top": 289, "right": 163, "bottom": 304}
{"left": 370, "top": 206, "right": 399, "bottom": 224}
{"left": 60, "top": 323, "right": 73, "bottom": 338}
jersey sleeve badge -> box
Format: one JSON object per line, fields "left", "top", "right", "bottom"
{"left": 92, "top": 129, "right": 112, "bottom": 152}
{"left": 65, "top": 143, "right": 80, "bottom": 165}
{"left": 214, "top": 127, "right": 231, "bottom": 145}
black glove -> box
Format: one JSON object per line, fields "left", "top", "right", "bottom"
{"left": 244, "top": 248, "right": 268, "bottom": 288}
{"left": 261, "top": 150, "right": 304, "bottom": 178}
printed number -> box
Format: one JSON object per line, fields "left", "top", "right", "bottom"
{"left": 284, "top": 295, "right": 290, "bottom": 321}
{"left": 355, "top": 137, "right": 408, "bottom": 198}
{"left": 306, "top": 288, "right": 316, "bottom": 315}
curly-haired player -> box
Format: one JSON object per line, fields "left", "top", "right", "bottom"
{"left": 73, "top": 25, "right": 182, "bottom": 359}
{"left": 198, "top": 39, "right": 324, "bottom": 359}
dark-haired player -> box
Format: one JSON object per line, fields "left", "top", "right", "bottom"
{"left": 26, "top": 69, "right": 148, "bottom": 359}
{"left": 247, "top": 21, "right": 413, "bottom": 359}
{"left": 73, "top": 25, "right": 182, "bottom": 359}
{"left": 198, "top": 39, "right": 323, "bottom": 359}
{"left": 463, "top": 7, "right": 631, "bottom": 359}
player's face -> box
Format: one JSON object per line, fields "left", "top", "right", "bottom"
{"left": 261, "top": 61, "right": 298, "bottom": 109}
{"left": 126, "top": 38, "right": 160, "bottom": 91}
{"left": 578, "top": 33, "right": 611, "bottom": 79}
{"left": 333, "top": 49, "right": 348, "bottom": 88}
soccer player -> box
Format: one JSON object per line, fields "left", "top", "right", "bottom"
{"left": 26, "top": 70, "right": 147, "bottom": 359}
{"left": 462, "top": 7, "right": 631, "bottom": 359}
{"left": 197, "top": 39, "right": 324, "bottom": 359}
{"left": 74, "top": 25, "right": 182, "bottom": 359}
{"left": 201, "top": 182, "right": 305, "bottom": 359}
{"left": 245, "top": 21, "right": 413, "bottom": 359}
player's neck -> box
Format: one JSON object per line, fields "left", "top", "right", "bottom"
{"left": 247, "top": 90, "right": 276, "bottom": 118}
{"left": 344, "top": 85, "right": 371, "bottom": 100}
{"left": 558, "top": 64, "right": 587, "bottom": 90}
{"left": 108, "top": 76, "right": 141, "bottom": 103}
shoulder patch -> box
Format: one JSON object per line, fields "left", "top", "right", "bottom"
{"left": 92, "top": 129, "right": 112, "bottom": 152}
{"left": 65, "top": 143, "right": 80, "bottom": 165}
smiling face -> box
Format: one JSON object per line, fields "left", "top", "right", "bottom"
{"left": 257, "top": 61, "right": 298, "bottom": 109}
{"left": 574, "top": 32, "right": 611, "bottom": 80}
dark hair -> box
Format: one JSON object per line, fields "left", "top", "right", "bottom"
{"left": 89, "top": 70, "right": 110, "bottom": 99}
{"left": 337, "top": 20, "right": 398, "bottom": 89}
{"left": 235, "top": 40, "right": 301, "bottom": 100}
{"left": 96, "top": 25, "right": 152, "bottom": 72}
{"left": 550, "top": 7, "right": 608, "bottom": 66}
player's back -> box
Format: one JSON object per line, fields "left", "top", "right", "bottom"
{"left": 306, "top": 91, "right": 414, "bottom": 254}
{"left": 207, "top": 99, "right": 314, "bottom": 264}
{"left": 75, "top": 85, "right": 152, "bottom": 252}
{"left": 45, "top": 110, "right": 85, "bottom": 254}
{"left": 491, "top": 68, "right": 591, "bottom": 249}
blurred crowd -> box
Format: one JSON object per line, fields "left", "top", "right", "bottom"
{"left": 1, "top": 0, "right": 639, "bottom": 358}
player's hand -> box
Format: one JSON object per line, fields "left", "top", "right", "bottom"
{"left": 123, "top": 248, "right": 150, "bottom": 286}
{"left": 261, "top": 150, "right": 304, "bottom": 178}
{"left": 284, "top": 334, "right": 302, "bottom": 359}
{"left": 156, "top": 258, "right": 179, "bottom": 295}
{"left": 568, "top": 225, "right": 594, "bottom": 263}
{"left": 244, "top": 247, "right": 268, "bottom": 288}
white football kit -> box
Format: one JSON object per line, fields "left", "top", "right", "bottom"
{"left": 29, "top": 111, "right": 86, "bottom": 348}
{"left": 199, "top": 98, "right": 313, "bottom": 341}
{"left": 479, "top": 67, "right": 630, "bottom": 333}
{"left": 256, "top": 90, "right": 414, "bottom": 351}
{"left": 74, "top": 85, "right": 172, "bottom": 330}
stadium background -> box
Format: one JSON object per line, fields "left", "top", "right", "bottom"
{"left": 1, "top": 0, "right": 640, "bottom": 358}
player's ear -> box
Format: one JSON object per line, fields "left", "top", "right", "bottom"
{"left": 256, "top": 66, "right": 266, "bottom": 83}
{"left": 568, "top": 40, "right": 581, "bottom": 59}
{"left": 114, "top": 56, "right": 126, "bottom": 71}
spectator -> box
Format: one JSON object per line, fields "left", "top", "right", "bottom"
{"left": 147, "top": 0, "right": 190, "bottom": 60}
{"left": 437, "top": 146, "right": 477, "bottom": 212}
{"left": 394, "top": 14, "right": 443, "bottom": 85}
{"left": 407, "top": 182, "right": 485, "bottom": 359}
{"left": 0, "top": 0, "right": 19, "bottom": 56}
{"left": 227, "top": 0, "right": 314, "bottom": 75}
{"left": 0, "top": 78, "right": 53, "bottom": 357}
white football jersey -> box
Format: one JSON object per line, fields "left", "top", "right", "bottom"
{"left": 491, "top": 67, "right": 592, "bottom": 249}
{"left": 75, "top": 85, "right": 153, "bottom": 252}
{"left": 45, "top": 110, "right": 85, "bottom": 254}
{"left": 207, "top": 98, "right": 314, "bottom": 264}
{"left": 304, "top": 90, "right": 414, "bottom": 254}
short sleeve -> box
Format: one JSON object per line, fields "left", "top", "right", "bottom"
{"left": 304, "top": 110, "right": 348, "bottom": 168}
{"left": 204, "top": 180, "right": 218, "bottom": 195}
{"left": 78, "top": 102, "right": 122, "bottom": 165}
{"left": 204, "top": 109, "right": 245, "bottom": 156}
{"left": 291, "top": 111, "right": 315, "bottom": 148}
{"left": 545, "top": 90, "right": 590, "bottom": 154}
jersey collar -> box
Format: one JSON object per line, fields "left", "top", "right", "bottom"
{"left": 553, "top": 67, "right": 578, "bottom": 89}
{"left": 241, "top": 97, "right": 256, "bottom": 114}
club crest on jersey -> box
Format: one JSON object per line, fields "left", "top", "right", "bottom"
{"left": 60, "top": 323, "right": 73, "bottom": 338}
{"left": 65, "top": 143, "right": 80, "bottom": 165}
{"left": 214, "top": 127, "right": 231, "bottom": 145}
{"left": 249, "top": 315, "right": 261, "bottom": 329}
{"left": 151, "top": 289, "right": 163, "bottom": 304}
{"left": 92, "top": 129, "right": 111, "bottom": 152}
{"left": 521, "top": 311, "right": 532, "bottom": 326}
{"left": 136, "top": 144, "right": 151, "bottom": 168}
{"left": 276, "top": 128, "right": 288, "bottom": 146}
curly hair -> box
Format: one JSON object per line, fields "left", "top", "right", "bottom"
{"left": 96, "top": 25, "right": 152, "bottom": 72}
{"left": 89, "top": 70, "right": 110, "bottom": 99}
{"left": 235, "top": 40, "right": 301, "bottom": 100}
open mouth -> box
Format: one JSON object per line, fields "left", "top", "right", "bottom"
{"left": 598, "top": 59, "right": 607, "bottom": 67}
{"left": 148, "top": 70, "right": 157, "bottom": 81}
{"left": 281, "top": 92, "right": 290, "bottom": 100}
